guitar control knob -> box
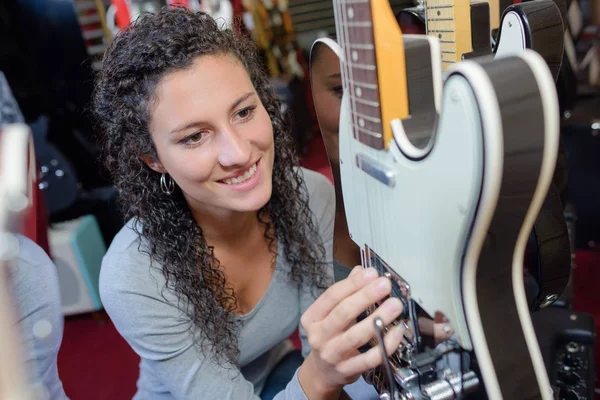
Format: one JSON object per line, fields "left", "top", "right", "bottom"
{"left": 558, "top": 386, "right": 581, "bottom": 400}
{"left": 558, "top": 367, "right": 582, "bottom": 387}
{"left": 566, "top": 342, "right": 580, "bottom": 354}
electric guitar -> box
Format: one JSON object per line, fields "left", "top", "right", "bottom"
{"left": 395, "top": 0, "right": 571, "bottom": 307}
{"left": 330, "top": 0, "right": 560, "bottom": 398}
{"left": 397, "top": 0, "right": 566, "bottom": 80}
{"left": 0, "top": 123, "right": 37, "bottom": 400}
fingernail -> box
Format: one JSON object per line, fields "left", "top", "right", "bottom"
{"left": 363, "top": 267, "right": 378, "bottom": 280}
{"left": 386, "top": 298, "right": 402, "bottom": 312}
{"left": 395, "top": 325, "right": 405, "bottom": 338}
{"left": 377, "top": 278, "right": 390, "bottom": 292}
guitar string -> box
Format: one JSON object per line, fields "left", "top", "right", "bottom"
{"left": 353, "top": 0, "right": 384, "bottom": 388}
{"left": 336, "top": 1, "right": 399, "bottom": 394}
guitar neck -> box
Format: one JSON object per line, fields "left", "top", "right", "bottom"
{"left": 425, "top": 0, "right": 473, "bottom": 71}
{"left": 488, "top": 0, "right": 500, "bottom": 31}
{"left": 333, "top": 0, "right": 409, "bottom": 150}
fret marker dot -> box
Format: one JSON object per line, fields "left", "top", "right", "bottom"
{"left": 359, "top": 118, "right": 365, "bottom": 128}
{"left": 439, "top": 34, "right": 442, "bottom": 39}
{"left": 437, "top": 10, "right": 441, "bottom": 16}
{"left": 355, "top": 87, "right": 362, "bottom": 97}
{"left": 352, "top": 51, "right": 358, "bottom": 61}
{"left": 347, "top": 8, "right": 354, "bottom": 19}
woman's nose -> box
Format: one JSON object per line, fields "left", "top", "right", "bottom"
{"left": 217, "top": 127, "right": 252, "bottom": 167}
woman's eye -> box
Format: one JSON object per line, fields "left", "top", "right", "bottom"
{"left": 332, "top": 86, "right": 343, "bottom": 97}
{"left": 188, "top": 132, "right": 203, "bottom": 143}
{"left": 236, "top": 106, "right": 257, "bottom": 121}
{"left": 181, "top": 131, "right": 206, "bottom": 146}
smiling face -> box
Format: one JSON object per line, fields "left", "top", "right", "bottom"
{"left": 146, "top": 54, "right": 275, "bottom": 220}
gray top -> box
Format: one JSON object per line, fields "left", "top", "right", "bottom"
{"left": 10, "top": 234, "right": 69, "bottom": 400}
{"left": 100, "top": 168, "right": 380, "bottom": 399}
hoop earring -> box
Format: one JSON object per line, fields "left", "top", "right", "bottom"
{"left": 160, "top": 173, "right": 175, "bottom": 195}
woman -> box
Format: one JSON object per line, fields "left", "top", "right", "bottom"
{"left": 93, "top": 7, "right": 404, "bottom": 400}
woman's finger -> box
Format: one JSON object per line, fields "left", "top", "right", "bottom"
{"left": 418, "top": 317, "right": 454, "bottom": 344}
{"left": 320, "top": 297, "right": 404, "bottom": 365}
{"left": 336, "top": 324, "right": 405, "bottom": 377}
{"left": 302, "top": 266, "right": 378, "bottom": 325}
{"left": 320, "top": 276, "right": 393, "bottom": 338}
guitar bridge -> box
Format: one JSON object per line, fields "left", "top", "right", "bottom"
{"left": 363, "top": 247, "right": 481, "bottom": 399}
{"left": 365, "top": 246, "right": 411, "bottom": 321}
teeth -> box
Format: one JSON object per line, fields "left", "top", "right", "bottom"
{"left": 223, "top": 163, "right": 257, "bottom": 185}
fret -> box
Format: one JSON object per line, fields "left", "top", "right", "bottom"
{"left": 355, "top": 117, "right": 382, "bottom": 135}
{"left": 343, "top": 21, "right": 373, "bottom": 27}
{"left": 348, "top": 43, "right": 374, "bottom": 50}
{"left": 440, "top": 40, "right": 456, "bottom": 44}
{"left": 350, "top": 95, "right": 380, "bottom": 116}
{"left": 340, "top": 0, "right": 369, "bottom": 3}
{"left": 352, "top": 96, "right": 380, "bottom": 107}
{"left": 346, "top": 48, "right": 376, "bottom": 64}
{"left": 441, "top": 50, "right": 456, "bottom": 54}
{"left": 344, "top": 67, "right": 377, "bottom": 91}
{"left": 355, "top": 111, "right": 381, "bottom": 123}
{"left": 351, "top": 80, "right": 378, "bottom": 90}
{"left": 428, "top": 29, "right": 455, "bottom": 33}
{"left": 355, "top": 125, "right": 383, "bottom": 138}
{"left": 348, "top": 83, "right": 379, "bottom": 99}
{"left": 354, "top": 102, "right": 383, "bottom": 124}
{"left": 425, "top": 5, "right": 453, "bottom": 9}
{"left": 428, "top": 17, "right": 454, "bottom": 21}
{"left": 338, "top": 2, "right": 371, "bottom": 17}
{"left": 350, "top": 62, "right": 376, "bottom": 71}
{"left": 344, "top": 21, "right": 374, "bottom": 46}
{"left": 440, "top": 40, "right": 457, "bottom": 52}
{"left": 357, "top": 131, "right": 384, "bottom": 150}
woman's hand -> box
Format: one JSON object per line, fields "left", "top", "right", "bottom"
{"left": 418, "top": 317, "right": 454, "bottom": 345}
{"left": 298, "top": 266, "right": 405, "bottom": 400}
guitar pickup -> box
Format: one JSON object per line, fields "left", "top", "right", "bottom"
{"left": 355, "top": 153, "right": 396, "bottom": 187}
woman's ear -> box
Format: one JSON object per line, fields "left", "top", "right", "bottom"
{"left": 140, "top": 154, "right": 166, "bottom": 174}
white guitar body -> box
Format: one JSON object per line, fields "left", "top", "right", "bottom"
{"left": 339, "top": 68, "right": 489, "bottom": 351}
{"left": 338, "top": 42, "right": 559, "bottom": 398}
{"left": 493, "top": 0, "right": 565, "bottom": 81}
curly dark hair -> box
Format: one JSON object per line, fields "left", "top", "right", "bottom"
{"left": 92, "top": 7, "right": 331, "bottom": 364}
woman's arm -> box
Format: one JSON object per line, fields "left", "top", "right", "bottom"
{"left": 100, "top": 252, "right": 313, "bottom": 400}
{"left": 11, "top": 235, "right": 69, "bottom": 400}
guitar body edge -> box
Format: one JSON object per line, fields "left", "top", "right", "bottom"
{"left": 452, "top": 51, "right": 559, "bottom": 399}
{"left": 495, "top": 0, "right": 564, "bottom": 81}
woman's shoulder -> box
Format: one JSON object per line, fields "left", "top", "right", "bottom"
{"left": 298, "top": 167, "right": 333, "bottom": 194}
{"left": 104, "top": 218, "right": 145, "bottom": 258}
{"left": 297, "top": 167, "right": 335, "bottom": 213}
{"left": 100, "top": 219, "right": 168, "bottom": 303}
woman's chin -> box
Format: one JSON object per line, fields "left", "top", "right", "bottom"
{"left": 232, "top": 183, "right": 272, "bottom": 213}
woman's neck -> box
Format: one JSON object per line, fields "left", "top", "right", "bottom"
{"left": 192, "top": 208, "right": 264, "bottom": 247}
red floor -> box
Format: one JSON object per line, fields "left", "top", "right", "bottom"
{"left": 57, "top": 134, "right": 600, "bottom": 399}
